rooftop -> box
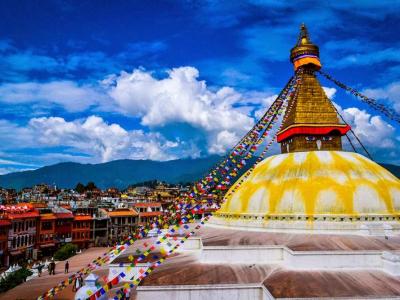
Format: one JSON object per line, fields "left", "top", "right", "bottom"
{"left": 107, "top": 209, "right": 138, "bottom": 217}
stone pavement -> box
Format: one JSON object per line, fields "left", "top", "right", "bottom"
{"left": 0, "top": 247, "right": 109, "bottom": 300}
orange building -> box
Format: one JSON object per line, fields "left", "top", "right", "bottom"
{"left": 36, "top": 213, "right": 56, "bottom": 257}
{"left": 72, "top": 215, "right": 92, "bottom": 249}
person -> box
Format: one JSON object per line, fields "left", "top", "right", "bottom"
{"left": 65, "top": 261, "right": 69, "bottom": 273}
{"left": 50, "top": 260, "right": 56, "bottom": 275}
{"left": 72, "top": 275, "right": 80, "bottom": 292}
{"left": 37, "top": 262, "right": 43, "bottom": 277}
{"left": 78, "top": 274, "right": 83, "bottom": 287}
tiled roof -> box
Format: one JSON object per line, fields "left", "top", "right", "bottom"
{"left": 107, "top": 209, "right": 138, "bottom": 217}
{"left": 134, "top": 202, "right": 162, "bottom": 208}
{"left": 74, "top": 215, "right": 92, "bottom": 221}
{"left": 40, "top": 213, "right": 56, "bottom": 220}
{"left": 54, "top": 212, "right": 74, "bottom": 219}
{"left": 7, "top": 211, "right": 39, "bottom": 219}
{"left": 139, "top": 211, "right": 163, "bottom": 217}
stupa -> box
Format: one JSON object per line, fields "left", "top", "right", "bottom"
{"left": 104, "top": 25, "right": 400, "bottom": 300}
{"left": 62, "top": 25, "right": 400, "bottom": 300}
{"left": 211, "top": 24, "right": 400, "bottom": 234}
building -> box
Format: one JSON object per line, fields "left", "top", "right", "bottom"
{"left": 105, "top": 208, "right": 138, "bottom": 241}
{"left": 92, "top": 209, "right": 110, "bottom": 246}
{"left": 133, "top": 202, "right": 163, "bottom": 225}
{"left": 53, "top": 207, "right": 74, "bottom": 246}
{"left": 72, "top": 215, "right": 92, "bottom": 249}
{"left": 6, "top": 205, "right": 39, "bottom": 264}
{"left": 0, "top": 219, "right": 11, "bottom": 266}
{"left": 36, "top": 211, "right": 56, "bottom": 257}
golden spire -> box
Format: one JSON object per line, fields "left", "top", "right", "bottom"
{"left": 290, "top": 24, "right": 321, "bottom": 70}
{"left": 277, "top": 24, "right": 350, "bottom": 153}
{"left": 297, "top": 23, "right": 311, "bottom": 46}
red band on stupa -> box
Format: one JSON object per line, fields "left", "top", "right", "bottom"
{"left": 277, "top": 124, "right": 351, "bottom": 142}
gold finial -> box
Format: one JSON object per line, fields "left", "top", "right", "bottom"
{"left": 297, "top": 23, "right": 311, "bottom": 46}
{"left": 290, "top": 24, "right": 321, "bottom": 70}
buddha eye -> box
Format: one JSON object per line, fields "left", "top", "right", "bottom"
{"left": 305, "top": 136, "right": 316, "bottom": 141}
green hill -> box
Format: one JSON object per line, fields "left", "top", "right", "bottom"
{"left": 0, "top": 156, "right": 222, "bottom": 190}
{"left": 1, "top": 156, "right": 399, "bottom": 191}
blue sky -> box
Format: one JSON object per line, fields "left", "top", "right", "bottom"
{"left": 0, "top": 0, "right": 400, "bottom": 174}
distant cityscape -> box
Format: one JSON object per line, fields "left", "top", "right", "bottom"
{"left": 0, "top": 181, "right": 219, "bottom": 268}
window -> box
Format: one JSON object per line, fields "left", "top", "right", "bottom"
{"left": 42, "top": 221, "right": 52, "bottom": 230}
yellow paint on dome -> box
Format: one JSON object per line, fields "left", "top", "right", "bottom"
{"left": 218, "top": 151, "right": 400, "bottom": 218}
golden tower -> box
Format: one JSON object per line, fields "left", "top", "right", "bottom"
{"left": 277, "top": 24, "right": 350, "bottom": 153}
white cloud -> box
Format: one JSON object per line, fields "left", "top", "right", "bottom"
{"left": 105, "top": 67, "right": 255, "bottom": 154}
{"left": 0, "top": 116, "right": 184, "bottom": 164}
{"left": 339, "top": 106, "right": 395, "bottom": 149}
{"left": 254, "top": 95, "right": 277, "bottom": 119}
{"left": 363, "top": 81, "right": 400, "bottom": 112}
{"left": 0, "top": 81, "right": 107, "bottom": 112}
{"left": 323, "top": 87, "right": 337, "bottom": 99}
{"left": 28, "top": 116, "right": 180, "bottom": 162}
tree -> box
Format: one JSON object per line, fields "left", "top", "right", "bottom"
{"left": 75, "top": 182, "right": 85, "bottom": 194}
{"left": 54, "top": 243, "right": 78, "bottom": 261}
{"left": 85, "top": 181, "right": 97, "bottom": 191}
{"left": 0, "top": 268, "right": 32, "bottom": 292}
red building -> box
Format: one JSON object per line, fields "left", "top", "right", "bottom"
{"left": 6, "top": 205, "right": 39, "bottom": 264}
{"left": 72, "top": 215, "right": 92, "bottom": 249}
{"left": 36, "top": 213, "right": 56, "bottom": 257}
{"left": 0, "top": 219, "right": 11, "bottom": 266}
{"left": 53, "top": 207, "right": 73, "bottom": 245}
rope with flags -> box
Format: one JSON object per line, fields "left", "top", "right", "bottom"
{"left": 36, "top": 69, "right": 304, "bottom": 300}
{"left": 317, "top": 69, "right": 400, "bottom": 124}
{"left": 106, "top": 69, "right": 305, "bottom": 300}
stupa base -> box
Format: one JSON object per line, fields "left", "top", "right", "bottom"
{"left": 209, "top": 214, "right": 400, "bottom": 235}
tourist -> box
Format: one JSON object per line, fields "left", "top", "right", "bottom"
{"left": 50, "top": 260, "right": 56, "bottom": 275}
{"left": 72, "top": 276, "right": 80, "bottom": 292}
{"left": 65, "top": 260, "right": 69, "bottom": 273}
{"left": 37, "top": 262, "right": 43, "bottom": 277}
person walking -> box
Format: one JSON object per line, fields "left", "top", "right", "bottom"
{"left": 50, "top": 260, "right": 56, "bottom": 275}
{"left": 65, "top": 260, "right": 69, "bottom": 273}
{"left": 37, "top": 262, "right": 43, "bottom": 277}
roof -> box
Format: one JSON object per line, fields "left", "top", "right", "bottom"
{"left": 139, "top": 211, "right": 163, "bottom": 217}
{"left": 263, "top": 269, "right": 400, "bottom": 298}
{"left": 54, "top": 212, "right": 74, "bottom": 219}
{"left": 7, "top": 211, "right": 39, "bottom": 219}
{"left": 74, "top": 215, "right": 92, "bottom": 221}
{"left": 40, "top": 213, "right": 56, "bottom": 221}
{"left": 134, "top": 202, "right": 162, "bottom": 208}
{"left": 107, "top": 209, "right": 138, "bottom": 217}
{"left": 30, "top": 203, "right": 48, "bottom": 208}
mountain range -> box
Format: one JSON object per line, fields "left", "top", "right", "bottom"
{"left": 0, "top": 156, "right": 399, "bottom": 190}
